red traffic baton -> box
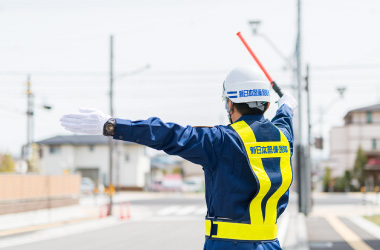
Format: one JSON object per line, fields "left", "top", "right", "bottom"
{"left": 237, "top": 32, "right": 284, "bottom": 97}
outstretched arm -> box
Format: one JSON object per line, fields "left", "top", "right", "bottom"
{"left": 113, "top": 117, "right": 222, "bottom": 167}
{"left": 60, "top": 109, "right": 222, "bottom": 168}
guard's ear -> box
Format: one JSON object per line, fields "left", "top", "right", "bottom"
{"left": 228, "top": 99, "right": 234, "bottom": 113}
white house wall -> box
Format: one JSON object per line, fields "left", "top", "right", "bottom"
{"left": 74, "top": 145, "right": 108, "bottom": 183}
{"left": 350, "top": 112, "right": 380, "bottom": 124}
{"left": 117, "top": 144, "right": 150, "bottom": 187}
{"left": 41, "top": 145, "right": 74, "bottom": 175}
{"left": 136, "top": 146, "right": 150, "bottom": 187}
{"left": 119, "top": 144, "right": 137, "bottom": 187}
{"left": 40, "top": 142, "right": 150, "bottom": 188}
{"left": 329, "top": 112, "right": 380, "bottom": 177}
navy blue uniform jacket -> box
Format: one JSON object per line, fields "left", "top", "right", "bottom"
{"left": 113, "top": 104, "right": 294, "bottom": 250}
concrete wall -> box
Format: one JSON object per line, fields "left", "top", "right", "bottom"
{"left": 0, "top": 174, "right": 80, "bottom": 215}
{"left": 0, "top": 174, "right": 80, "bottom": 201}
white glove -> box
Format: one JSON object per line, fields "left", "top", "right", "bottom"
{"left": 278, "top": 93, "right": 298, "bottom": 111}
{"left": 60, "top": 108, "right": 111, "bottom": 135}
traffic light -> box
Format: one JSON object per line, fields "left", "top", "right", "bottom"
{"left": 315, "top": 137, "right": 324, "bottom": 149}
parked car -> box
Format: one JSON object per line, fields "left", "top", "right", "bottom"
{"left": 181, "top": 177, "right": 204, "bottom": 193}
{"left": 80, "top": 177, "right": 95, "bottom": 194}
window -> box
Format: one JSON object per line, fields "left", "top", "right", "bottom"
{"left": 49, "top": 146, "right": 61, "bottom": 154}
{"left": 346, "top": 115, "right": 352, "bottom": 125}
{"left": 372, "top": 139, "right": 377, "bottom": 150}
{"left": 366, "top": 111, "right": 372, "bottom": 123}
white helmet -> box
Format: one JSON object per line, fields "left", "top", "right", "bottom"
{"left": 222, "top": 65, "right": 271, "bottom": 110}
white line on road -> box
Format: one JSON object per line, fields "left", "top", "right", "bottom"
{"left": 325, "top": 215, "right": 374, "bottom": 250}
{"left": 349, "top": 216, "right": 380, "bottom": 240}
{"left": 194, "top": 206, "right": 207, "bottom": 215}
{"left": 156, "top": 206, "right": 181, "bottom": 216}
{"left": 0, "top": 217, "right": 122, "bottom": 249}
{"left": 175, "top": 206, "right": 198, "bottom": 216}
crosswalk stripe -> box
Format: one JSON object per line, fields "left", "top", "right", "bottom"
{"left": 156, "top": 205, "right": 181, "bottom": 216}
{"left": 350, "top": 216, "right": 380, "bottom": 240}
{"left": 175, "top": 206, "right": 198, "bottom": 215}
{"left": 195, "top": 207, "right": 207, "bottom": 215}
{"left": 156, "top": 206, "right": 207, "bottom": 216}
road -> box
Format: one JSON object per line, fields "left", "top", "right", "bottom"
{"left": 307, "top": 192, "right": 380, "bottom": 250}
{"left": 0, "top": 196, "right": 207, "bottom": 250}
{"left": 0, "top": 193, "right": 293, "bottom": 250}
{"left": 1, "top": 192, "right": 380, "bottom": 250}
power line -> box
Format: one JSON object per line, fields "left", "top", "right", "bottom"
{"left": 0, "top": 68, "right": 293, "bottom": 77}
{"left": 312, "top": 63, "right": 380, "bottom": 70}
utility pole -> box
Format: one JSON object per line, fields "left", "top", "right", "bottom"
{"left": 26, "top": 74, "right": 34, "bottom": 169}
{"left": 295, "top": 0, "right": 305, "bottom": 213}
{"left": 108, "top": 35, "right": 114, "bottom": 215}
{"left": 305, "top": 64, "right": 311, "bottom": 215}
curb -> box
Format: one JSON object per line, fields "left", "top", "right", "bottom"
{"left": 0, "top": 216, "right": 96, "bottom": 237}
{"left": 283, "top": 212, "right": 310, "bottom": 250}
{"left": 0, "top": 205, "right": 86, "bottom": 231}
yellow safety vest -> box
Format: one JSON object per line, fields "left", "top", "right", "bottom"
{"left": 205, "top": 120, "right": 292, "bottom": 241}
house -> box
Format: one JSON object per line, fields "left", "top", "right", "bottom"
{"left": 327, "top": 104, "right": 380, "bottom": 187}
{"left": 149, "top": 154, "right": 205, "bottom": 192}
{"left": 365, "top": 159, "right": 380, "bottom": 190}
{"left": 36, "top": 135, "right": 150, "bottom": 190}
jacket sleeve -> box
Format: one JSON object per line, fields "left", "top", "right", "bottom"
{"left": 113, "top": 117, "right": 223, "bottom": 169}
{"left": 271, "top": 104, "right": 294, "bottom": 154}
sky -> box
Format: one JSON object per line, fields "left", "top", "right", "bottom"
{"left": 0, "top": 0, "right": 379, "bottom": 160}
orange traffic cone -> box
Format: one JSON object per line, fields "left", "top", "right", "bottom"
{"left": 126, "top": 202, "right": 131, "bottom": 219}
{"left": 120, "top": 202, "right": 131, "bottom": 220}
{"left": 99, "top": 204, "right": 108, "bottom": 218}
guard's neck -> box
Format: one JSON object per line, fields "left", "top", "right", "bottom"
{"left": 230, "top": 112, "right": 242, "bottom": 123}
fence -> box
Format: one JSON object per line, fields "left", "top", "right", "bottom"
{"left": 0, "top": 174, "right": 80, "bottom": 215}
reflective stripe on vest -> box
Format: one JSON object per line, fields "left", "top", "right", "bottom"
{"left": 205, "top": 120, "right": 292, "bottom": 241}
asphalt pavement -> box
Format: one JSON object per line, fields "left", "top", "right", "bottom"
{"left": 0, "top": 194, "right": 291, "bottom": 250}
{"left": 0, "top": 196, "right": 207, "bottom": 250}
{"left": 1, "top": 192, "right": 380, "bottom": 250}
{"left": 306, "top": 193, "right": 380, "bottom": 250}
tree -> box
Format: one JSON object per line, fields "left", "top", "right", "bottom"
{"left": 353, "top": 146, "right": 367, "bottom": 188}
{"left": 343, "top": 170, "right": 352, "bottom": 192}
{"left": 334, "top": 176, "right": 345, "bottom": 192}
{"left": 334, "top": 171, "right": 352, "bottom": 192}
{"left": 0, "top": 154, "right": 15, "bottom": 172}
{"left": 323, "top": 167, "right": 332, "bottom": 192}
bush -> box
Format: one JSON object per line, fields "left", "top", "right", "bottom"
{"left": 0, "top": 154, "right": 15, "bottom": 172}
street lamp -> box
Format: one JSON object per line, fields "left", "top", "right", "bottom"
{"left": 337, "top": 87, "right": 346, "bottom": 98}
{"left": 247, "top": 20, "right": 293, "bottom": 71}
{"left": 248, "top": 20, "right": 261, "bottom": 34}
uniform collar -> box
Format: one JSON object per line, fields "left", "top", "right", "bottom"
{"left": 234, "top": 114, "right": 265, "bottom": 124}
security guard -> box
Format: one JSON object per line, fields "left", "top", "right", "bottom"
{"left": 60, "top": 65, "right": 297, "bottom": 250}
